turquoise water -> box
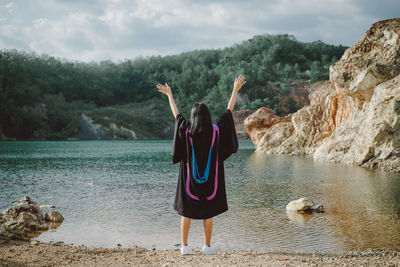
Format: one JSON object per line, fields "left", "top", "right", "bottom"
{"left": 1, "top": 140, "right": 400, "bottom": 251}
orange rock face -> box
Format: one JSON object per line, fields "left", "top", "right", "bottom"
{"left": 244, "top": 107, "right": 281, "bottom": 146}
{"left": 245, "top": 18, "right": 400, "bottom": 172}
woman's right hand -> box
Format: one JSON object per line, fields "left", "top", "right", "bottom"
{"left": 233, "top": 74, "right": 246, "bottom": 93}
{"left": 157, "top": 83, "right": 172, "bottom": 97}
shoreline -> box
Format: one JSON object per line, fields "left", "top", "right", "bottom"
{"left": 1, "top": 239, "right": 399, "bottom": 266}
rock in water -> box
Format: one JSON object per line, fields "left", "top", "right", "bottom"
{"left": 286, "top": 197, "right": 314, "bottom": 211}
{"left": 0, "top": 196, "right": 55, "bottom": 240}
{"left": 45, "top": 211, "right": 64, "bottom": 223}
{"left": 16, "top": 212, "right": 39, "bottom": 227}
{"left": 314, "top": 204, "right": 324, "bottom": 213}
{"left": 245, "top": 18, "right": 400, "bottom": 172}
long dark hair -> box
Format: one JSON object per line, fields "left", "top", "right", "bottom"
{"left": 189, "top": 103, "right": 212, "bottom": 137}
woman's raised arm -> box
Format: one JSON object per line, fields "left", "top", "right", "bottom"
{"left": 227, "top": 74, "right": 246, "bottom": 112}
{"left": 157, "top": 83, "right": 179, "bottom": 119}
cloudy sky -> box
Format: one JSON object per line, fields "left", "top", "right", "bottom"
{"left": 0, "top": 0, "right": 398, "bottom": 62}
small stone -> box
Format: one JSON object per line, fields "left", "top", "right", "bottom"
{"left": 314, "top": 204, "right": 325, "bottom": 212}
{"left": 45, "top": 211, "right": 64, "bottom": 223}
{"left": 13, "top": 202, "right": 30, "bottom": 212}
{"left": 286, "top": 197, "right": 314, "bottom": 211}
{"left": 19, "top": 196, "right": 33, "bottom": 204}
{"left": 31, "top": 240, "right": 40, "bottom": 245}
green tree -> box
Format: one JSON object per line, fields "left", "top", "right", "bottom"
{"left": 309, "top": 61, "right": 321, "bottom": 83}
{"left": 0, "top": 35, "right": 347, "bottom": 139}
{"left": 288, "top": 96, "right": 299, "bottom": 113}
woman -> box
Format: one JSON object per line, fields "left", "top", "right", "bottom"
{"left": 156, "top": 75, "right": 246, "bottom": 255}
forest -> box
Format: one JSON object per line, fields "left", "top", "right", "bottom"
{"left": 0, "top": 33, "right": 347, "bottom": 140}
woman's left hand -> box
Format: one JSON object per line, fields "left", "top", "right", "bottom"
{"left": 233, "top": 74, "right": 246, "bottom": 93}
{"left": 157, "top": 83, "right": 172, "bottom": 97}
{"left": 157, "top": 82, "right": 179, "bottom": 118}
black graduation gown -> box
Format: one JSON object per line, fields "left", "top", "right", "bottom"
{"left": 171, "top": 109, "right": 239, "bottom": 219}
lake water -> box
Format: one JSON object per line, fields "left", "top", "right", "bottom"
{"left": 1, "top": 140, "right": 400, "bottom": 251}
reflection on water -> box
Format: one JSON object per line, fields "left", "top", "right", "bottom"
{"left": 0, "top": 140, "right": 400, "bottom": 251}
{"left": 47, "top": 221, "right": 63, "bottom": 229}
{"left": 286, "top": 210, "right": 314, "bottom": 225}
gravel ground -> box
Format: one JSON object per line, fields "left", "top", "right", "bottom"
{"left": 0, "top": 238, "right": 399, "bottom": 266}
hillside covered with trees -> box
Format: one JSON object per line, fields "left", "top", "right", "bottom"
{"left": 0, "top": 34, "right": 347, "bottom": 140}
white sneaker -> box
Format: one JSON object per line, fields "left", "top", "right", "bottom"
{"left": 202, "top": 245, "right": 216, "bottom": 255}
{"left": 180, "top": 244, "right": 192, "bottom": 255}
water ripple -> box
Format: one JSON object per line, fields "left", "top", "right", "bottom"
{"left": 1, "top": 140, "right": 400, "bottom": 250}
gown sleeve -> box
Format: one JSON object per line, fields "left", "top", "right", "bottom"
{"left": 171, "top": 114, "right": 190, "bottom": 164}
{"left": 217, "top": 109, "right": 239, "bottom": 161}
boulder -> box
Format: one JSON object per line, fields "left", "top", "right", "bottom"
{"left": 16, "top": 212, "right": 39, "bottom": 227}
{"left": 13, "top": 202, "right": 30, "bottom": 212}
{"left": 0, "top": 196, "right": 58, "bottom": 240}
{"left": 0, "top": 223, "right": 19, "bottom": 239}
{"left": 244, "top": 107, "right": 282, "bottom": 146}
{"left": 15, "top": 212, "right": 48, "bottom": 231}
{"left": 245, "top": 18, "right": 400, "bottom": 172}
{"left": 19, "top": 196, "right": 36, "bottom": 204}
{"left": 45, "top": 211, "right": 64, "bottom": 223}
{"left": 0, "top": 208, "right": 13, "bottom": 223}
{"left": 286, "top": 197, "right": 314, "bottom": 211}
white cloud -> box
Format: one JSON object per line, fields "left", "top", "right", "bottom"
{"left": 5, "top": 2, "right": 14, "bottom": 15}
{"left": 5, "top": 2, "right": 13, "bottom": 8}
{"left": 0, "top": 0, "right": 396, "bottom": 61}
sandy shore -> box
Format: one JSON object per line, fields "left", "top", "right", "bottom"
{"left": 0, "top": 238, "right": 399, "bottom": 266}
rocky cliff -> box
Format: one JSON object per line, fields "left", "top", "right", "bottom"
{"left": 79, "top": 113, "right": 140, "bottom": 140}
{"left": 79, "top": 114, "right": 111, "bottom": 140}
{"left": 245, "top": 18, "right": 400, "bottom": 172}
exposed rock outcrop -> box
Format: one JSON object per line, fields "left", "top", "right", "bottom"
{"left": 109, "top": 123, "right": 137, "bottom": 140}
{"left": 79, "top": 113, "right": 110, "bottom": 140}
{"left": 244, "top": 107, "right": 282, "bottom": 146}
{"left": 246, "top": 18, "right": 400, "bottom": 172}
{"left": 79, "top": 114, "right": 141, "bottom": 140}
{"left": 0, "top": 196, "right": 62, "bottom": 240}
